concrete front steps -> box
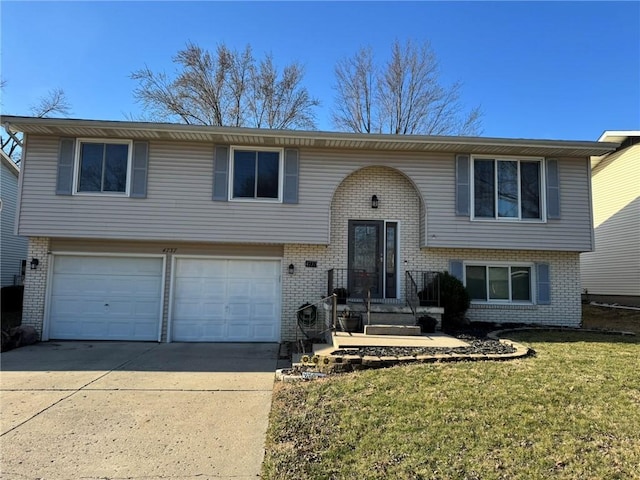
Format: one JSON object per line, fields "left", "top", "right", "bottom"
{"left": 364, "top": 324, "right": 422, "bottom": 336}
{"left": 342, "top": 303, "right": 444, "bottom": 335}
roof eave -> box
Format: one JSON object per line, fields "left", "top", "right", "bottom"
{"left": 2, "top": 115, "right": 619, "bottom": 157}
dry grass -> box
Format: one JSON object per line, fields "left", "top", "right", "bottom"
{"left": 263, "top": 314, "right": 640, "bottom": 479}
{"left": 582, "top": 304, "right": 640, "bottom": 334}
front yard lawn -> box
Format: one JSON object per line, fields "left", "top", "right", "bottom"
{"left": 263, "top": 330, "right": 640, "bottom": 479}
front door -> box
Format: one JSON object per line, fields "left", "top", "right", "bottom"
{"left": 348, "top": 220, "right": 398, "bottom": 299}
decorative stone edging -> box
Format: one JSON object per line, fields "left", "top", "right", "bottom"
{"left": 275, "top": 327, "right": 636, "bottom": 380}
{"left": 276, "top": 334, "right": 533, "bottom": 379}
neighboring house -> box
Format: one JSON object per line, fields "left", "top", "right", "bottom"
{"left": 0, "top": 115, "right": 618, "bottom": 342}
{"left": 581, "top": 131, "right": 640, "bottom": 304}
{"left": 0, "top": 150, "right": 28, "bottom": 287}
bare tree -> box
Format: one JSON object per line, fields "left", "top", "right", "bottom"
{"left": 332, "top": 39, "right": 482, "bottom": 136}
{"left": 131, "top": 42, "right": 319, "bottom": 129}
{"left": 28, "top": 87, "right": 71, "bottom": 118}
{"left": 1, "top": 83, "right": 72, "bottom": 164}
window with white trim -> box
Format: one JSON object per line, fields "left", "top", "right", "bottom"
{"left": 230, "top": 147, "right": 283, "bottom": 201}
{"left": 75, "top": 140, "right": 132, "bottom": 194}
{"left": 465, "top": 263, "right": 533, "bottom": 303}
{"left": 472, "top": 157, "right": 544, "bottom": 220}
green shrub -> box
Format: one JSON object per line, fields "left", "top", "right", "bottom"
{"left": 437, "top": 271, "right": 470, "bottom": 329}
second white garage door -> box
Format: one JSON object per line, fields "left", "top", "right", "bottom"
{"left": 171, "top": 258, "right": 281, "bottom": 342}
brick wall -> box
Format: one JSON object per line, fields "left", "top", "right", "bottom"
{"left": 21, "top": 237, "right": 50, "bottom": 338}
{"left": 281, "top": 166, "right": 582, "bottom": 341}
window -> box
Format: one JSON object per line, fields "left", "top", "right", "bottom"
{"left": 472, "top": 157, "right": 543, "bottom": 220}
{"left": 75, "top": 140, "right": 131, "bottom": 194}
{"left": 231, "top": 148, "right": 282, "bottom": 200}
{"left": 465, "top": 264, "right": 532, "bottom": 303}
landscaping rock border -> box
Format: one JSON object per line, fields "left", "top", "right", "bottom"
{"left": 276, "top": 326, "right": 636, "bottom": 380}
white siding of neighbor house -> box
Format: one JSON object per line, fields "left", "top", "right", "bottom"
{"left": 580, "top": 144, "right": 640, "bottom": 296}
{"left": 1, "top": 159, "right": 28, "bottom": 286}
{"left": 18, "top": 135, "right": 593, "bottom": 251}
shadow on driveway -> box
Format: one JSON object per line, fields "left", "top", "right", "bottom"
{"left": 1, "top": 340, "right": 279, "bottom": 372}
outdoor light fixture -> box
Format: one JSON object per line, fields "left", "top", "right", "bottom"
{"left": 371, "top": 195, "right": 379, "bottom": 209}
{"left": 30, "top": 258, "right": 39, "bottom": 270}
{"left": 288, "top": 263, "right": 295, "bottom": 275}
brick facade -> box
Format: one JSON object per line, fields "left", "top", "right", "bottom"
{"left": 21, "top": 237, "right": 50, "bottom": 338}
{"left": 280, "top": 166, "right": 582, "bottom": 341}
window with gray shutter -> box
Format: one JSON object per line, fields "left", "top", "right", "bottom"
{"left": 130, "top": 141, "right": 149, "bottom": 198}
{"left": 283, "top": 149, "right": 299, "bottom": 204}
{"left": 212, "top": 145, "right": 229, "bottom": 201}
{"left": 455, "top": 155, "right": 470, "bottom": 216}
{"left": 449, "top": 260, "right": 464, "bottom": 281}
{"left": 546, "top": 159, "right": 560, "bottom": 219}
{"left": 56, "top": 138, "right": 75, "bottom": 195}
{"left": 536, "top": 263, "right": 551, "bottom": 304}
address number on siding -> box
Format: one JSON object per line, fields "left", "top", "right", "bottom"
{"left": 162, "top": 248, "right": 177, "bottom": 253}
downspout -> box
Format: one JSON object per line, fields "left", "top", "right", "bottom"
{"left": 3, "top": 122, "right": 23, "bottom": 148}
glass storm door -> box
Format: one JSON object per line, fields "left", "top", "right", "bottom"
{"left": 348, "top": 220, "right": 398, "bottom": 299}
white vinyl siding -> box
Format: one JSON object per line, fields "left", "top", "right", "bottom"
{"left": 580, "top": 144, "right": 640, "bottom": 296}
{"left": 0, "top": 160, "right": 28, "bottom": 286}
{"left": 18, "top": 135, "right": 594, "bottom": 251}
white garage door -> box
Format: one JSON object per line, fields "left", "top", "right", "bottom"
{"left": 48, "top": 255, "right": 164, "bottom": 341}
{"left": 172, "top": 258, "right": 281, "bottom": 342}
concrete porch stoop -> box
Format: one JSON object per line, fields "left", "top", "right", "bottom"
{"left": 341, "top": 302, "right": 444, "bottom": 336}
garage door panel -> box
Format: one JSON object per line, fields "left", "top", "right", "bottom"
{"left": 252, "top": 280, "right": 278, "bottom": 298}
{"left": 49, "top": 256, "right": 163, "bottom": 341}
{"left": 176, "top": 259, "right": 227, "bottom": 277}
{"left": 253, "top": 323, "right": 277, "bottom": 339}
{"left": 172, "top": 258, "right": 280, "bottom": 342}
{"left": 174, "top": 299, "right": 225, "bottom": 318}
{"left": 227, "top": 322, "right": 252, "bottom": 340}
{"left": 227, "top": 279, "right": 252, "bottom": 297}
{"left": 228, "top": 303, "right": 251, "bottom": 318}
{"left": 254, "top": 301, "right": 277, "bottom": 317}
{"left": 54, "top": 256, "right": 163, "bottom": 276}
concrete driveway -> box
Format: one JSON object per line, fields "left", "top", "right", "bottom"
{"left": 1, "top": 341, "right": 279, "bottom": 480}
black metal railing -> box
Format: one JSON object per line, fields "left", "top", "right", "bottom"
{"left": 328, "top": 268, "right": 441, "bottom": 308}
{"left": 406, "top": 271, "right": 419, "bottom": 316}
{"left": 327, "top": 268, "right": 378, "bottom": 299}
{"left": 406, "top": 271, "right": 441, "bottom": 307}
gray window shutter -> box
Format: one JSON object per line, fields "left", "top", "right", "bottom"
{"left": 130, "top": 141, "right": 149, "bottom": 198}
{"left": 56, "top": 138, "right": 75, "bottom": 195}
{"left": 536, "top": 263, "right": 551, "bottom": 305}
{"left": 449, "top": 260, "right": 464, "bottom": 281}
{"left": 546, "top": 159, "right": 560, "bottom": 219}
{"left": 212, "top": 145, "right": 229, "bottom": 201}
{"left": 455, "top": 154, "right": 470, "bottom": 216}
{"left": 283, "top": 149, "right": 299, "bottom": 204}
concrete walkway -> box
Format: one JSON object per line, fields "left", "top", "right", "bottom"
{"left": 331, "top": 331, "right": 470, "bottom": 348}
{"left": 1, "top": 341, "right": 278, "bottom": 480}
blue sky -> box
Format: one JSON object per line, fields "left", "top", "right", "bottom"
{"left": 1, "top": 1, "right": 638, "bottom": 140}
